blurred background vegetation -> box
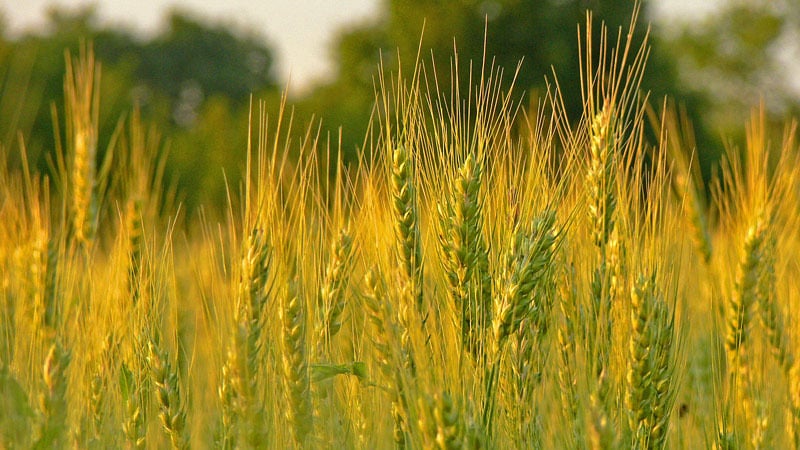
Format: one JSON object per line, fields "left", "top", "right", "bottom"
{"left": 1, "top": 0, "right": 798, "bottom": 216}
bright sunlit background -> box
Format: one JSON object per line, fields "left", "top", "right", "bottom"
{"left": 3, "top": 0, "right": 720, "bottom": 93}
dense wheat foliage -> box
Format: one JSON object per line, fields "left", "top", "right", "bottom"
{"left": 3, "top": 10, "right": 800, "bottom": 450}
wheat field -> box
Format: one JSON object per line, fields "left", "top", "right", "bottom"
{"left": 1, "top": 11, "right": 799, "bottom": 450}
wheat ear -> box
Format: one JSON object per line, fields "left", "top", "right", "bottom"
{"left": 726, "top": 217, "right": 765, "bottom": 371}
{"left": 418, "top": 391, "right": 464, "bottom": 450}
{"left": 493, "top": 211, "right": 556, "bottom": 352}
{"left": 483, "top": 211, "right": 556, "bottom": 438}
{"left": 363, "top": 268, "right": 408, "bottom": 448}
{"left": 147, "top": 340, "right": 189, "bottom": 450}
{"left": 391, "top": 144, "right": 424, "bottom": 313}
{"left": 626, "top": 274, "right": 677, "bottom": 449}
{"left": 587, "top": 105, "right": 617, "bottom": 250}
{"left": 64, "top": 46, "right": 99, "bottom": 246}
{"left": 126, "top": 198, "right": 145, "bottom": 305}
{"left": 317, "top": 227, "right": 354, "bottom": 349}
{"left": 281, "top": 276, "right": 312, "bottom": 447}
{"left": 36, "top": 340, "right": 71, "bottom": 448}
{"left": 437, "top": 154, "right": 491, "bottom": 355}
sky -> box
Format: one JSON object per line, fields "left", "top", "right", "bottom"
{"left": 2, "top": 0, "right": 716, "bottom": 94}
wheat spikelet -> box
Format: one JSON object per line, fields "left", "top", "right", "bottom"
{"left": 125, "top": 198, "right": 145, "bottom": 305}
{"left": 756, "top": 233, "right": 794, "bottom": 372}
{"left": 217, "top": 330, "right": 245, "bottom": 450}
{"left": 676, "top": 169, "right": 713, "bottom": 264}
{"left": 239, "top": 227, "right": 271, "bottom": 400}
{"left": 281, "top": 276, "right": 312, "bottom": 447}
{"left": 363, "top": 269, "right": 394, "bottom": 380}
{"left": 587, "top": 381, "right": 614, "bottom": 450}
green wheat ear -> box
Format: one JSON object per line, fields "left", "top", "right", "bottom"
{"left": 626, "top": 273, "right": 677, "bottom": 449}
{"left": 36, "top": 340, "right": 71, "bottom": 449}
{"left": 64, "top": 46, "right": 100, "bottom": 247}
{"left": 418, "top": 391, "right": 464, "bottom": 450}
{"left": 438, "top": 154, "right": 491, "bottom": 356}
{"left": 147, "top": 339, "right": 189, "bottom": 450}
{"left": 391, "top": 144, "right": 424, "bottom": 313}
{"left": 281, "top": 275, "right": 312, "bottom": 447}
{"left": 493, "top": 210, "right": 557, "bottom": 353}
{"left": 317, "top": 226, "right": 354, "bottom": 349}
{"left": 726, "top": 216, "right": 766, "bottom": 365}
{"left": 363, "top": 267, "right": 408, "bottom": 448}
{"left": 587, "top": 105, "right": 617, "bottom": 250}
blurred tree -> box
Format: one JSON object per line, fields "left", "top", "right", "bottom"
{"left": 137, "top": 11, "right": 276, "bottom": 119}
{"left": 0, "top": 6, "right": 279, "bottom": 215}
{"left": 298, "top": 0, "right": 703, "bottom": 164}
{"left": 667, "top": 0, "right": 800, "bottom": 141}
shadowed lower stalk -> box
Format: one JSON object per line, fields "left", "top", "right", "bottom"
{"left": 557, "top": 268, "right": 582, "bottom": 447}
